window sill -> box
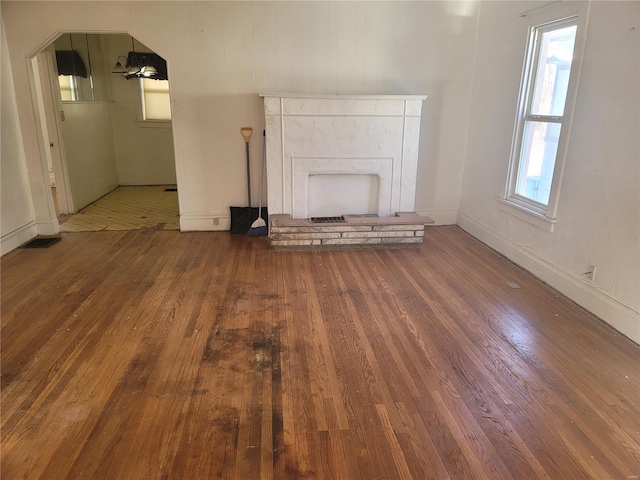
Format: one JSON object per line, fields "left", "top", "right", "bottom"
{"left": 496, "top": 197, "right": 557, "bottom": 233}
{"left": 135, "top": 120, "right": 172, "bottom": 129}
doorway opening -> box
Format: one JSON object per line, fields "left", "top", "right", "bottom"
{"left": 31, "top": 32, "right": 179, "bottom": 232}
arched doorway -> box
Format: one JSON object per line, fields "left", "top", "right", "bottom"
{"left": 31, "top": 32, "right": 179, "bottom": 232}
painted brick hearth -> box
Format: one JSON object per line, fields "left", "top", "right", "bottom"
{"left": 269, "top": 212, "right": 434, "bottom": 248}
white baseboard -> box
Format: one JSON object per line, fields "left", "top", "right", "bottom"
{"left": 36, "top": 216, "right": 60, "bottom": 236}
{"left": 180, "top": 214, "right": 230, "bottom": 232}
{"left": 73, "top": 177, "right": 119, "bottom": 211}
{"left": 416, "top": 209, "right": 458, "bottom": 225}
{"left": 118, "top": 174, "right": 177, "bottom": 186}
{"left": 457, "top": 212, "right": 640, "bottom": 345}
{"left": 1, "top": 221, "right": 38, "bottom": 256}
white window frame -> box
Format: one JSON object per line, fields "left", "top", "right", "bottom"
{"left": 499, "top": 2, "right": 590, "bottom": 232}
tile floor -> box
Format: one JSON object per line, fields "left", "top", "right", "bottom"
{"left": 59, "top": 186, "right": 179, "bottom": 232}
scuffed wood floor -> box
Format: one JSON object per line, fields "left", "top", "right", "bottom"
{"left": 2, "top": 226, "right": 639, "bottom": 479}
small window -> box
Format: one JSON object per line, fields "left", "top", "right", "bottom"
{"left": 140, "top": 78, "right": 171, "bottom": 121}
{"left": 507, "top": 17, "right": 578, "bottom": 213}
{"left": 58, "top": 75, "right": 78, "bottom": 101}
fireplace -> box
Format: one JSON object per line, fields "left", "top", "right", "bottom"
{"left": 261, "top": 94, "right": 432, "bottom": 249}
{"left": 260, "top": 93, "right": 431, "bottom": 247}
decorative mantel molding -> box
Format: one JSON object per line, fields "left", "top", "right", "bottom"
{"left": 260, "top": 93, "right": 427, "bottom": 219}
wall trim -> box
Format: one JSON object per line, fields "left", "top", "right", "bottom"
{"left": 180, "top": 214, "right": 230, "bottom": 232}
{"left": 118, "top": 174, "right": 177, "bottom": 186}
{"left": 36, "top": 216, "right": 60, "bottom": 236}
{"left": 1, "top": 221, "right": 38, "bottom": 256}
{"left": 456, "top": 212, "right": 640, "bottom": 345}
{"left": 416, "top": 209, "right": 458, "bottom": 226}
{"left": 73, "top": 177, "right": 119, "bottom": 212}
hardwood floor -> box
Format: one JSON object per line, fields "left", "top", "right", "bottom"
{"left": 1, "top": 226, "right": 638, "bottom": 479}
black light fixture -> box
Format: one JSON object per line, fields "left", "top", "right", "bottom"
{"left": 111, "top": 55, "right": 128, "bottom": 74}
{"left": 124, "top": 37, "right": 141, "bottom": 78}
{"left": 112, "top": 37, "right": 159, "bottom": 79}
{"left": 140, "top": 63, "right": 158, "bottom": 77}
{"left": 124, "top": 59, "right": 141, "bottom": 78}
{"left": 111, "top": 37, "right": 167, "bottom": 81}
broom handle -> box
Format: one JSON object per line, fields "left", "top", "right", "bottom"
{"left": 259, "top": 131, "right": 266, "bottom": 217}
{"left": 241, "top": 127, "right": 253, "bottom": 206}
{"left": 245, "top": 141, "right": 251, "bottom": 206}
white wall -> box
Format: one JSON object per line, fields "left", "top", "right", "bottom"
{"left": 1, "top": 1, "right": 477, "bottom": 233}
{"left": 457, "top": 1, "right": 640, "bottom": 343}
{"left": 1, "top": 18, "right": 37, "bottom": 255}
{"left": 60, "top": 101, "right": 119, "bottom": 210}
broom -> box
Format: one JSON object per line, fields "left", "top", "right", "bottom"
{"left": 247, "top": 130, "right": 268, "bottom": 237}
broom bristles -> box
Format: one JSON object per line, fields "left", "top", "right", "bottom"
{"left": 247, "top": 225, "right": 268, "bottom": 237}
{"left": 251, "top": 217, "right": 266, "bottom": 228}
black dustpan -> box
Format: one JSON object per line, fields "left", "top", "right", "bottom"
{"left": 230, "top": 206, "right": 262, "bottom": 234}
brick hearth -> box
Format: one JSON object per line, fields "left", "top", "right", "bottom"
{"left": 269, "top": 212, "right": 434, "bottom": 248}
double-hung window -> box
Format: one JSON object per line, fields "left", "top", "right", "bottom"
{"left": 503, "top": 6, "right": 586, "bottom": 230}
{"left": 58, "top": 75, "right": 78, "bottom": 101}
{"left": 140, "top": 78, "right": 172, "bottom": 121}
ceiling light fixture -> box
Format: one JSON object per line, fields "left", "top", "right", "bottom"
{"left": 111, "top": 37, "right": 159, "bottom": 79}
{"left": 111, "top": 55, "right": 128, "bottom": 74}
{"left": 139, "top": 63, "right": 158, "bottom": 77}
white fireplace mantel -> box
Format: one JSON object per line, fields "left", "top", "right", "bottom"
{"left": 260, "top": 93, "right": 427, "bottom": 219}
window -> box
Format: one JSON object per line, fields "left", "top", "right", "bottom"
{"left": 58, "top": 75, "right": 78, "bottom": 101}
{"left": 140, "top": 78, "right": 171, "bottom": 121}
{"left": 504, "top": 11, "right": 583, "bottom": 227}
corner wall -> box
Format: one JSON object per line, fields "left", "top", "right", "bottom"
{"left": 61, "top": 101, "right": 119, "bottom": 210}
{"left": 1, "top": 18, "right": 37, "bottom": 255}
{"left": 458, "top": 1, "right": 640, "bottom": 343}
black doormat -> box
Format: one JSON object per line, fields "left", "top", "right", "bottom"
{"left": 22, "top": 237, "right": 61, "bottom": 249}
{"left": 164, "top": 187, "right": 178, "bottom": 192}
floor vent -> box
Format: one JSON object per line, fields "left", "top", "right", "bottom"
{"left": 22, "top": 237, "right": 61, "bottom": 249}
{"left": 310, "top": 216, "right": 346, "bottom": 223}
{"left": 164, "top": 187, "right": 178, "bottom": 192}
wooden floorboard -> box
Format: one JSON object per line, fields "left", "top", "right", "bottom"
{"left": 1, "top": 226, "right": 639, "bottom": 479}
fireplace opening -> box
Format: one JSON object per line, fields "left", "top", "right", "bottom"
{"left": 307, "top": 174, "right": 379, "bottom": 219}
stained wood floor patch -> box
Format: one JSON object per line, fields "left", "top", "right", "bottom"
{"left": 1, "top": 227, "right": 639, "bottom": 479}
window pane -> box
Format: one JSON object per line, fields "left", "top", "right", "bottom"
{"left": 530, "top": 25, "right": 576, "bottom": 116}
{"left": 142, "top": 78, "right": 171, "bottom": 120}
{"left": 516, "top": 121, "right": 561, "bottom": 205}
{"left": 58, "top": 75, "right": 77, "bottom": 101}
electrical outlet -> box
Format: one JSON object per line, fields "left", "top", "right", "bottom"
{"left": 213, "top": 218, "right": 220, "bottom": 225}
{"left": 586, "top": 264, "right": 596, "bottom": 281}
